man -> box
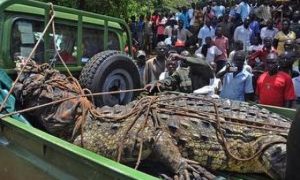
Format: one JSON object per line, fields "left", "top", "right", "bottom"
{"left": 236, "top": 0, "right": 251, "bottom": 22}
{"left": 188, "top": 2, "right": 196, "bottom": 26}
{"left": 234, "top": 17, "right": 252, "bottom": 50}
{"left": 274, "top": 19, "right": 296, "bottom": 55}
{"left": 159, "top": 59, "right": 177, "bottom": 80}
{"left": 179, "top": 6, "right": 190, "bottom": 29}
{"left": 192, "top": 3, "right": 204, "bottom": 32}
{"left": 254, "top": 0, "right": 272, "bottom": 24}
{"left": 213, "top": 26, "right": 229, "bottom": 72}
{"left": 136, "top": 50, "right": 146, "bottom": 86}
{"left": 195, "top": 36, "right": 222, "bottom": 63}
{"left": 144, "top": 14, "right": 153, "bottom": 54}
{"left": 256, "top": 53, "right": 295, "bottom": 107}
{"left": 290, "top": 10, "right": 300, "bottom": 39}
{"left": 217, "top": 12, "right": 234, "bottom": 43}
{"left": 137, "top": 14, "right": 145, "bottom": 48}
{"left": 217, "top": 51, "right": 254, "bottom": 101}
{"left": 249, "top": 13, "right": 260, "bottom": 45}
{"left": 260, "top": 19, "right": 278, "bottom": 41}
{"left": 144, "top": 42, "right": 167, "bottom": 84}
{"left": 198, "top": 20, "right": 215, "bottom": 46}
{"left": 176, "top": 19, "right": 193, "bottom": 46}
{"left": 279, "top": 51, "right": 297, "bottom": 77}
{"left": 129, "top": 15, "right": 138, "bottom": 41}
{"left": 248, "top": 37, "right": 276, "bottom": 68}
{"left": 229, "top": 0, "right": 239, "bottom": 21}
{"left": 145, "top": 53, "right": 214, "bottom": 93}
{"left": 212, "top": 0, "right": 225, "bottom": 18}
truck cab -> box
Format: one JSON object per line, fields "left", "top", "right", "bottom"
{"left": 0, "top": 0, "right": 140, "bottom": 107}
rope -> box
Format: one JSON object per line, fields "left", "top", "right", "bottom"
{"left": 134, "top": 96, "right": 158, "bottom": 169}
{"left": 0, "top": 88, "right": 145, "bottom": 119}
{"left": 0, "top": 3, "right": 56, "bottom": 113}
{"left": 112, "top": 95, "right": 288, "bottom": 165}
{"left": 0, "top": 14, "right": 289, "bottom": 164}
{"left": 50, "top": 13, "right": 74, "bottom": 78}
{"left": 212, "top": 100, "right": 286, "bottom": 162}
{"left": 156, "top": 95, "right": 288, "bottom": 162}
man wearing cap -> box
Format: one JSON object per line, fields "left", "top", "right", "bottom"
{"left": 136, "top": 50, "right": 146, "bottom": 86}
{"left": 144, "top": 42, "right": 168, "bottom": 84}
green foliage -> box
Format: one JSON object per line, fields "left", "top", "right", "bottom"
{"left": 35, "top": 0, "right": 196, "bottom": 18}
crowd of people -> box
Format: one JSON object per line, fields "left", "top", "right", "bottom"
{"left": 127, "top": 0, "right": 300, "bottom": 108}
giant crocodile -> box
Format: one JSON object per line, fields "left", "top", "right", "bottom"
{"left": 13, "top": 60, "right": 290, "bottom": 179}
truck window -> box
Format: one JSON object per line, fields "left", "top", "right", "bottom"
{"left": 11, "top": 19, "right": 45, "bottom": 62}
{"left": 82, "top": 27, "right": 104, "bottom": 63}
{"left": 50, "top": 23, "right": 77, "bottom": 64}
{"left": 108, "top": 31, "right": 120, "bottom": 51}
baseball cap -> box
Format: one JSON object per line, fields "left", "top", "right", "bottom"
{"left": 136, "top": 50, "right": 146, "bottom": 59}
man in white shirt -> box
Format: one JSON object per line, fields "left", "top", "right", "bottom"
{"left": 260, "top": 19, "right": 278, "bottom": 41}
{"left": 195, "top": 37, "right": 222, "bottom": 64}
{"left": 234, "top": 17, "right": 252, "bottom": 50}
{"left": 198, "top": 20, "right": 215, "bottom": 46}
{"left": 188, "top": 2, "right": 195, "bottom": 26}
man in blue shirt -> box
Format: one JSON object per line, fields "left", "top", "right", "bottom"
{"left": 217, "top": 50, "right": 254, "bottom": 101}
{"left": 212, "top": 0, "right": 225, "bottom": 18}
{"left": 179, "top": 6, "right": 190, "bottom": 29}
{"left": 236, "top": 0, "right": 251, "bottom": 22}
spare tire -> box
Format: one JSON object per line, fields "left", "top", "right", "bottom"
{"left": 79, "top": 50, "right": 141, "bottom": 107}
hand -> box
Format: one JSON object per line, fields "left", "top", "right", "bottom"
{"left": 225, "top": 63, "right": 231, "bottom": 72}
{"left": 169, "top": 53, "right": 182, "bottom": 61}
{"left": 144, "top": 82, "right": 162, "bottom": 93}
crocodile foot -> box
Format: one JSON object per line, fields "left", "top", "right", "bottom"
{"left": 159, "top": 162, "right": 216, "bottom": 180}
{"left": 153, "top": 130, "right": 216, "bottom": 180}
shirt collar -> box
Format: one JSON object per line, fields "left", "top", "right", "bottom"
{"left": 230, "top": 69, "right": 249, "bottom": 78}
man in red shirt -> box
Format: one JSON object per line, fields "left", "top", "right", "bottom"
{"left": 248, "top": 37, "right": 276, "bottom": 68}
{"left": 256, "top": 52, "right": 295, "bottom": 107}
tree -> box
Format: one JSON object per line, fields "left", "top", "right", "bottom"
{"left": 36, "top": 0, "right": 197, "bottom": 18}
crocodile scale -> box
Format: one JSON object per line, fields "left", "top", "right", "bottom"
{"left": 13, "top": 60, "right": 289, "bottom": 179}
{"left": 74, "top": 92, "right": 289, "bottom": 179}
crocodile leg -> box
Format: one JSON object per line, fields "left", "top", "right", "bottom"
{"left": 152, "top": 130, "right": 216, "bottom": 179}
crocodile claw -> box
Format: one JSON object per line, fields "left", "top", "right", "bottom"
{"left": 159, "top": 174, "right": 173, "bottom": 180}
{"left": 186, "top": 163, "right": 216, "bottom": 180}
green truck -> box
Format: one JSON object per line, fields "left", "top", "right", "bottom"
{"left": 0, "top": 0, "right": 297, "bottom": 180}
{"left": 1, "top": 0, "right": 141, "bottom": 107}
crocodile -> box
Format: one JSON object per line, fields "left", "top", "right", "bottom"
{"left": 13, "top": 60, "right": 290, "bottom": 179}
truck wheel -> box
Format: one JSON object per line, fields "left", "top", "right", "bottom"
{"left": 79, "top": 50, "right": 141, "bottom": 107}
